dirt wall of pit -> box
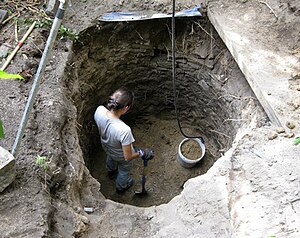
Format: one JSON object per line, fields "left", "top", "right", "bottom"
{"left": 64, "top": 14, "right": 267, "bottom": 208}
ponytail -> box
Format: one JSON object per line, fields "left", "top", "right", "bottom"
{"left": 106, "top": 87, "right": 134, "bottom": 111}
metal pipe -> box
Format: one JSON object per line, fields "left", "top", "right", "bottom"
{"left": 11, "top": 0, "right": 66, "bottom": 156}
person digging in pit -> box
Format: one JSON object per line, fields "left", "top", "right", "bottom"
{"left": 94, "top": 87, "right": 154, "bottom": 193}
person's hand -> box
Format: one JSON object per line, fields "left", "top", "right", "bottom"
{"left": 137, "top": 148, "right": 154, "bottom": 160}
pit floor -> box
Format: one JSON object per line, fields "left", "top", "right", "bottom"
{"left": 89, "top": 116, "right": 216, "bottom": 207}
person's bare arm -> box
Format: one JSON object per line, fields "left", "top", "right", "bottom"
{"left": 122, "top": 144, "right": 140, "bottom": 161}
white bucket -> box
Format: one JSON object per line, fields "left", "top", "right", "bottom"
{"left": 177, "top": 138, "right": 206, "bottom": 168}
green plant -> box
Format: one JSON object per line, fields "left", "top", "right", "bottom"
{"left": 26, "top": 18, "right": 79, "bottom": 42}
{"left": 59, "top": 25, "right": 79, "bottom": 42}
{"left": 0, "top": 70, "right": 24, "bottom": 80}
{"left": 34, "top": 18, "right": 52, "bottom": 29}
{"left": 0, "top": 120, "right": 4, "bottom": 140}
{"left": 294, "top": 136, "right": 300, "bottom": 145}
{"left": 36, "top": 155, "right": 48, "bottom": 170}
{"left": 35, "top": 155, "right": 49, "bottom": 188}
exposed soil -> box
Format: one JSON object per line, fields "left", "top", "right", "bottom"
{"left": 90, "top": 118, "right": 217, "bottom": 207}
{"left": 68, "top": 15, "right": 265, "bottom": 207}
{"left": 180, "top": 139, "right": 203, "bottom": 160}
{"left": 0, "top": 0, "right": 299, "bottom": 237}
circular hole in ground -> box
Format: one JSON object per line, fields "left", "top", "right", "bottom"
{"left": 65, "top": 16, "right": 265, "bottom": 207}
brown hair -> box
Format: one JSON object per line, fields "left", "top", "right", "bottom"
{"left": 107, "top": 87, "right": 134, "bottom": 111}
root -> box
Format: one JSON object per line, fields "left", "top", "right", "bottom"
{"left": 223, "top": 118, "right": 247, "bottom": 123}
{"left": 192, "top": 21, "right": 215, "bottom": 41}
{"left": 135, "top": 30, "right": 144, "bottom": 40}
{"left": 210, "top": 129, "right": 230, "bottom": 138}
{"left": 257, "top": 0, "right": 278, "bottom": 20}
{"left": 14, "top": 20, "right": 18, "bottom": 42}
{"left": 218, "top": 94, "right": 241, "bottom": 100}
{"left": 163, "top": 43, "right": 171, "bottom": 60}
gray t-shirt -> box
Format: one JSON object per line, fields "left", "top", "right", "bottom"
{"left": 94, "top": 105, "right": 135, "bottom": 160}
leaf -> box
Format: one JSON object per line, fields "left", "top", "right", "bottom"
{"left": 0, "top": 70, "right": 24, "bottom": 80}
{"left": 293, "top": 137, "right": 300, "bottom": 145}
{"left": 35, "top": 155, "right": 47, "bottom": 166}
{"left": 35, "top": 155, "right": 49, "bottom": 171}
{"left": 0, "top": 120, "right": 4, "bottom": 139}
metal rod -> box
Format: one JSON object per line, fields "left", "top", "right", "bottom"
{"left": 11, "top": 0, "right": 66, "bottom": 156}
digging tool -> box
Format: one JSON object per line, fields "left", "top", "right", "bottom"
{"left": 1, "top": 21, "right": 36, "bottom": 71}
{"left": 134, "top": 159, "right": 149, "bottom": 196}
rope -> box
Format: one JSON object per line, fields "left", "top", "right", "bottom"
{"left": 171, "top": 0, "right": 204, "bottom": 141}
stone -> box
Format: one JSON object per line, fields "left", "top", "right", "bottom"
{"left": 268, "top": 131, "right": 278, "bottom": 140}
{"left": 196, "top": 45, "right": 209, "bottom": 59}
{"left": 286, "top": 121, "right": 296, "bottom": 129}
{"left": 289, "top": 100, "right": 300, "bottom": 110}
{"left": 0, "top": 44, "right": 10, "bottom": 59}
{"left": 0, "top": 146, "right": 16, "bottom": 192}
{"left": 284, "top": 133, "right": 294, "bottom": 138}
{"left": 276, "top": 127, "right": 285, "bottom": 133}
{"left": 46, "top": 0, "right": 59, "bottom": 15}
{"left": 81, "top": 215, "right": 89, "bottom": 224}
{"left": 0, "top": 9, "right": 8, "bottom": 24}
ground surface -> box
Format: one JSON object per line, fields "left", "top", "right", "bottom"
{"left": 0, "top": 0, "right": 299, "bottom": 237}
{"left": 209, "top": 0, "right": 300, "bottom": 129}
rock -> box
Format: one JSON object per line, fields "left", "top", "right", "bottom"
{"left": 276, "top": 127, "right": 285, "bottom": 133}
{"left": 45, "top": 0, "right": 59, "bottom": 15}
{"left": 0, "top": 9, "right": 8, "bottom": 24}
{"left": 0, "top": 44, "right": 10, "bottom": 59}
{"left": 81, "top": 215, "right": 90, "bottom": 224}
{"left": 283, "top": 133, "right": 294, "bottom": 138}
{"left": 289, "top": 100, "right": 299, "bottom": 110}
{"left": 196, "top": 46, "right": 209, "bottom": 59}
{"left": 286, "top": 121, "right": 296, "bottom": 129}
{"left": 0, "top": 146, "right": 16, "bottom": 192}
{"left": 268, "top": 131, "right": 278, "bottom": 140}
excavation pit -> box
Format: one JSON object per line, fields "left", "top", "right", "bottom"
{"left": 66, "top": 16, "right": 266, "bottom": 207}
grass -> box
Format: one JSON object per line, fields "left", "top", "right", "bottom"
{"left": 35, "top": 155, "right": 49, "bottom": 188}
{"left": 0, "top": 120, "right": 4, "bottom": 139}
